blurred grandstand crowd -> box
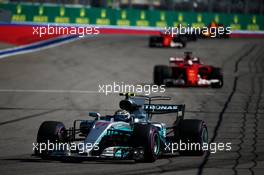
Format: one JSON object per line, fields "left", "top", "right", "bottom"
{"left": 3, "top": 0, "right": 264, "bottom": 14}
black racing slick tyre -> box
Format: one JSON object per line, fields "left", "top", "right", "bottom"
{"left": 149, "top": 36, "right": 162, "bottom": 47}
{"left": 132, "top": 124, "right": 160, "bottom": 163}
{"left": 178, "top": 40, "right": 186, "bottom": 48}
{"left": 210, "top": 68, "right": 223, "bottom": 88}
{"left": 36, "top": 121, "right": 67, "bottom": 158}
{"left": 179, "top": 119, "right": 208, "bottom": 156}
{"left": 153, "top": 65, "right": 172, "bottom": 85}
{"left": 173, "top": 37, "right": 186, "bottom": 48}
{"left": 149, "top": 36, "right": 155, "bottom": 47}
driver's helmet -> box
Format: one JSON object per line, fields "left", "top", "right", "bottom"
{"left": 114, "top": 109, "right": 131, "bottom": 122}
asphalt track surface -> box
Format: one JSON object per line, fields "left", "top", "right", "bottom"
{"left": 0, "top": 35, "right": 263, "bottom": 175}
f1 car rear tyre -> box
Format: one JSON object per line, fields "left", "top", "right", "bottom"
{"left": 149, "top": 36, "right": 162, "bottom": 47}
{"left": 132, "top": 124, "right": 160, "bottom": 162}
{"left": 36, "top": 121, "right": 67, "bottom": 158}
{"left": 210, "top": 68, "right": 223, "bottom": 88}
{"left": 179, "top": 119, "right": 208, "bottom": 156}
{"left": 173, "top": 37, "right": 186, "bottom": 48}
{"left": 153, "top": 65, "right": 172, "bottom": 85}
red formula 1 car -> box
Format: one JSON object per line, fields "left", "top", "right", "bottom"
{"left": 149, "top": 32, "right": 186, "bottom": 48}
{"left": 153, "top": 52, "right": 223, "bottom": 88}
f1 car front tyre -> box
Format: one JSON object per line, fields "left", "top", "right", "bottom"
{"left": 132, "top": 124, "right": 160, "bottom": 162}
{"left": 153, "top": 65, "right": 172, "bottom": 85}
{"left": 179, "top": 119, "right": 208, "bottom": 156}
{"left": 210, "top": 68, "right": 223, "bottom": 88}
{"left": 36, "top": 121, "right": 67, "bottom": 158}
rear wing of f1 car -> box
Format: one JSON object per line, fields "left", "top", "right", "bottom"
{"left": 143, "top": 104, "right": 185, "bottom": 120}
{"left": 143, "top": 104, "right": 185, "bottom": 126}
{"left": 143, "top": 104, "right": 185, "bottom": 115}
{"left": 119, "top": 93, "right": 185, "bottom": 119}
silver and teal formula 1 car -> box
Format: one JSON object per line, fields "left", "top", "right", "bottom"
{"left": 33, "top": 93, "right": 208, "bottom": 162}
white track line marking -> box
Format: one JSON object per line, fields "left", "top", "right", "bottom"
{"left": 0, "top": 36, "right": 80, "bottom": 59}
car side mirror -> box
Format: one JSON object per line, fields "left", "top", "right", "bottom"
{"left": 89, "top": 112, "right": 101, "bottom": 118}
